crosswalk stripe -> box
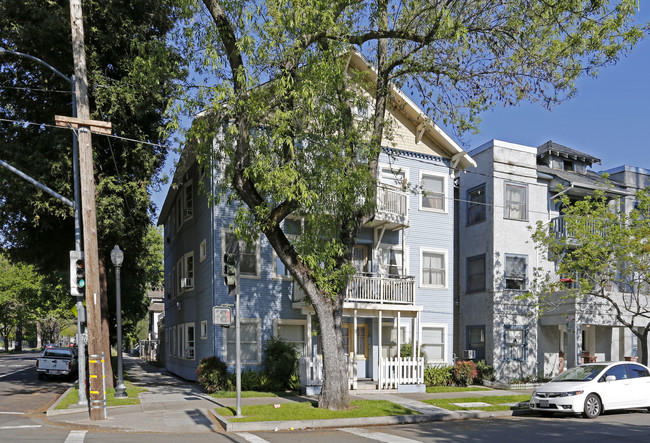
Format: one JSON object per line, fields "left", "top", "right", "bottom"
{"left": 338, "top": 427, "right": 422, "bottom": 442}
{"left": 64, "top": 430, "right": 87, "bottom": 443}
{"left": 0, "top": 425, "right": 41, "bottom": 430}
{"left": 235, "top": 432, "right": 271, "bottom": 443}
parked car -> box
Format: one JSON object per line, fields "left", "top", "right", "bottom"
{"left": 530, "top": 361, "right": 650, "bottom": 418}
{"left": 35, "top": 347, "right": 78, "bottom": 380}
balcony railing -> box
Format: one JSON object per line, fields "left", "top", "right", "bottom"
{"left": 550, "top": 215, "right": 606, "bottom": 239}
{"left": 294, "top": 273, "right": 415, "bottom": 305}
{"left": 376, "top": 185, "right": 409, "bottom": 227}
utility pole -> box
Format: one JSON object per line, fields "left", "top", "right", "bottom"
{"left": 68, "top": 0, "right": 105, "bottom": 420}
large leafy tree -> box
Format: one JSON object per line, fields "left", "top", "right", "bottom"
{"left": 0, "top": 254, "right": 44, "bottom": 351}
{"left": 0, "top": 1, "right": 186, "bottom": 363}
{"left": 530, "top": 188, "right": 650, "bottom": 366}
{"left": 178, "top": 0, "right": 646, "bottom": 409}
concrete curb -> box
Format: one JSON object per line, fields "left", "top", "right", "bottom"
{"left": 209, "top": 408, "right": 529, "bottom": 432}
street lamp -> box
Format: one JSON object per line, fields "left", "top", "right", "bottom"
{"left": 0, "top": 46, "right": 87, "bottom": 406}
{"left": 110, "top": 245, "right": 126, "bottom": 398}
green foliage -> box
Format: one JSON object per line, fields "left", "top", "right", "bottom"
{"left": 452, "top": 361, "right": 478, "bottom": 387}
{"left": 240, "top": 368, "right": 262, "bottom": 391}
{"left": 400, "top": 342, "right": 427, "bottom": 365}
{"left": 196, "top": 356, "right": 230, "bottom": 393}
{"left": 262, "top": 336, "right": 299, "bottom": 391}
{"left": 529, "top": 187, "right": 650, "bottom": 364}
{"left": 473, "top": 360, "right": 495, "bottom": 384}
{"left": 424, "top": 365, "right": 452, "bottom": 387}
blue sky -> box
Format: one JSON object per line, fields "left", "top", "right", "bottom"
{"left": 153, "top": 8, "right": 650, "bottom": 217}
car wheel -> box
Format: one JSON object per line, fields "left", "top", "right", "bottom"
{"left": 583, "top": 394, "right": 601, "bottom": 419}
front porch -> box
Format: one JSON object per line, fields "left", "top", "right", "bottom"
{"left": 296, "top": 306, "right": 426, "bottom": 393}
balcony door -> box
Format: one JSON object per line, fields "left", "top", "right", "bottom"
{"left": 353, "top": 245, "right": 370, "bottom": 273}
{"left": 378, "top": 247, "right": 406, "bottom": 276}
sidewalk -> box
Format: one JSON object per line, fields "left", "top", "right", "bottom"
{"left": 46, "top": 356, "right": 532, "bottom": 433}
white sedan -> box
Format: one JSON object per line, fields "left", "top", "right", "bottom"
{"left": 529, "top": 361, "right": 650, "bottom": 418}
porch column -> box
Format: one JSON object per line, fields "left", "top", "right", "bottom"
{"left": 353, "top": 310, "right": 358, "bottom": 390}
{"left": 397, "top": 312, "right": 401, "bottom": 387}
{"left": 306, "top": 312, "right": 312, "bottom": 358}
{"left": 378, "top": 310, "right": 383, "bottom": 390}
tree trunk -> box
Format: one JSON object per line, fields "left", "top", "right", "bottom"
{"left": 15, "top": 323, "right": 22, "bottom": 352}
{"left": 640, "top": 329, "right": 649, "bottom": 367}
{"left": 313, "top": 292, "right": 350, "bottom": 410}
{"left": 98, "top": 256, "right": 114, "bottom": 388}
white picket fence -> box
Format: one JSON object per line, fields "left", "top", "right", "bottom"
{"left": 378, "top": 356, "right": 425, "bottom": 389}
{"left": 299, "top": 355, "right": 424, "bottom": 390}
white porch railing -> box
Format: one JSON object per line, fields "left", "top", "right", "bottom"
{"left": 377, "top": 185, "right": 409, "bottom": 224}
{"left": 346, "top": 273, "right": 415, "bottom": 305}
{"left": 299, "top": 355, "right": 324, "bottom": 386}
{"left": 379, "top": 356, "right": 425, "bottom": 389}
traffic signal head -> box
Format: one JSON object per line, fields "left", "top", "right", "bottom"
{"left": 69, "top": 250, "right": 85, "bottom": 296}
{"left": 223, "top": 253, "right": 237, "bottom": 287}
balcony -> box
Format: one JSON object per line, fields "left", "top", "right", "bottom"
{"left": 550, "top": 215, "right": 607, "bottom": 240}
{"left": 294, "top": 273, "right": 415, "bottom": 305}
{"left": 372, "top": 185, "right": 409, "bottom": 230}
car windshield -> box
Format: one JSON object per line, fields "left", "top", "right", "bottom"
{"left": 552, "top": 364, "right": 608, "bottom": 382}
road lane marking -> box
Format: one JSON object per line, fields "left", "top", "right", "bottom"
{"left": 0, "top": 412, "right": 25, "bottom": 415}
{"left": 235, "top": 432, "right": 270, "bottom": 443}
{"left": 0, "top": 425, "right": 42, "bottom": 430}
{"left": 338, "top": 427, "right": 422, "bottom": 442}
{"left": 0, "top": 366, "right": 34, "bottom": 380}
{"left": 64, "top": 430, "right": 87, "bottom": 443}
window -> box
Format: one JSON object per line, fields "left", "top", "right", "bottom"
{"left": 563, "top": 160, "right": 574, "bottom": 172}
{"left": 184, "top": 251, "right": 194, "bottom": 289}
{"left": 603, "top": 364, "right": 628, "bottom": 381}
{"left": 422, "top": 324, "right": 446, "bottom": 363}
{"left": 379, "top": 164, "right": 408, "bottom": 188}
{"left": 467, "top": 184, "right": 486, "bottom": 225}
{"left": 504, "top": 325, "right": 527, "bottom": 361}
{"left": 381, "top": 324, "right": 407, "bottom": 358}
{"left": 504, "top": 183, "right": 527, "bottom": 220}
{"left": 420, "top": 171, "right": 446, "bottom": 212}
{"left": 466, "top": 326, "right": 485, "bottom": 361}
{"left": 421, "top": 249, "right": 447, "bottom": 288}
{"left": 224, "top": 319, "right": 260, "bottom": 364}
{"left": 505, "top": 254, "right": 527, "bottom": 290}
{"left": 199, "top": 239, "right": 207, "bottom": 262}
{"left": 274, "top": 320, "right": 306, "bottom": 356}
{"left": 175, "top": 257, "right": 183, "bottom": 296}
{"left": 627, "top": 364, "right": 649, "bottom": 378}
{"left": 183, "top": 181, "right": 193, "bottom": 220}
{"left": 353, "top": 245, "right": 370, "bottom": 273}
{"left": 273, "top": 253, "right": 291, "bottom": 279}
{"left": 200, "top": 320, "right": 208, "bottom": 339}
{"left": 467, "top": 254, "right": 486, "bottom": 292}
{"left": 223, "top": 231, "right": 260, "bottom": 277}
{"left": 185, "top": 324, "right": 195, "bottom": 359}
{"left": 379, "top": 246, "right": 407, "bottom": 276}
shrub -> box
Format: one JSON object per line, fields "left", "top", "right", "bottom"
{"left": 196, "top": 356, "right": 229, "bottom": 393}
{"left": 424, "top": 365, "right": 452, "bottom": 386}
{"left": 400, "top": 343, "right": 427, "bottom": 365}
{"left": 452, "top": 360, "right": 478, "bottom": 387}
{"left": 473, "top": 360, "right": 495, "bottom": 384}
{"left": 241, "top": 368, "right": 262, "bottom": 391}
{"left": 262, "top": 336, "right": 298, "bottom": 391}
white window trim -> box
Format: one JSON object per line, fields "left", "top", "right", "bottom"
{"left": 378, "top": 243, "right": 410, "bottom": 276}
{"left": 272, "top": 250, "right": 293, "bottom": 280}
{"left": 183, "top": 180, "right": 193, "bottom": 221}
{"left": 183, "top": 251, "right": 195, "bottom": 293}
{"left": 221, "top": 229, "right": 261, "bottom": 279}
{"left": 422, "top": 322, "right": 448, "bottom": 364}
{"left": 184, "top": 323, "right": 195, "bottom": 360}
{"left": 223, "top": 318, "right": 261, "bottom": 364}
{"left": 273, "top": 319, "right": 307, "bottom": 355}
{"left": 199, "top": 239, "right": 207, "bottom": 263}
{"left": 378, "top": 162, "right": 410, "bottom": 188}
{"left": 200, "top": 320, "right": 208, "bottom": 339}
{"left": 418, "top": 170, "right": 448, "bottom": 213}
{"left": 503, "top": 181, "right": 528, "bottom": 221}
{"left": 419, "top": 247, "right": 448, "bottom": 289}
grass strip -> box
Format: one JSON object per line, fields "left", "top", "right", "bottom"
{"left": 426, "top": 386, "right": 491, "bottom": 393}
{"left": 422, "top": 394, "right": 531, "bottom": 412}
{"left": 55, "top": 381, "right": 147, "bottom": 409}
{"left": 217, "top": 399, "right": 417, "bottom": 422}
{"left": 209, "top": 390, "right": 296, "bottom": 399}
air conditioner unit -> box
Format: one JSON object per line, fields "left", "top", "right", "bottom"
{"left": 180, "top": 278, "right": 193, "bottom": 289}
{"left": 463, "top": 349, "right": 476, "bottom": 360}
